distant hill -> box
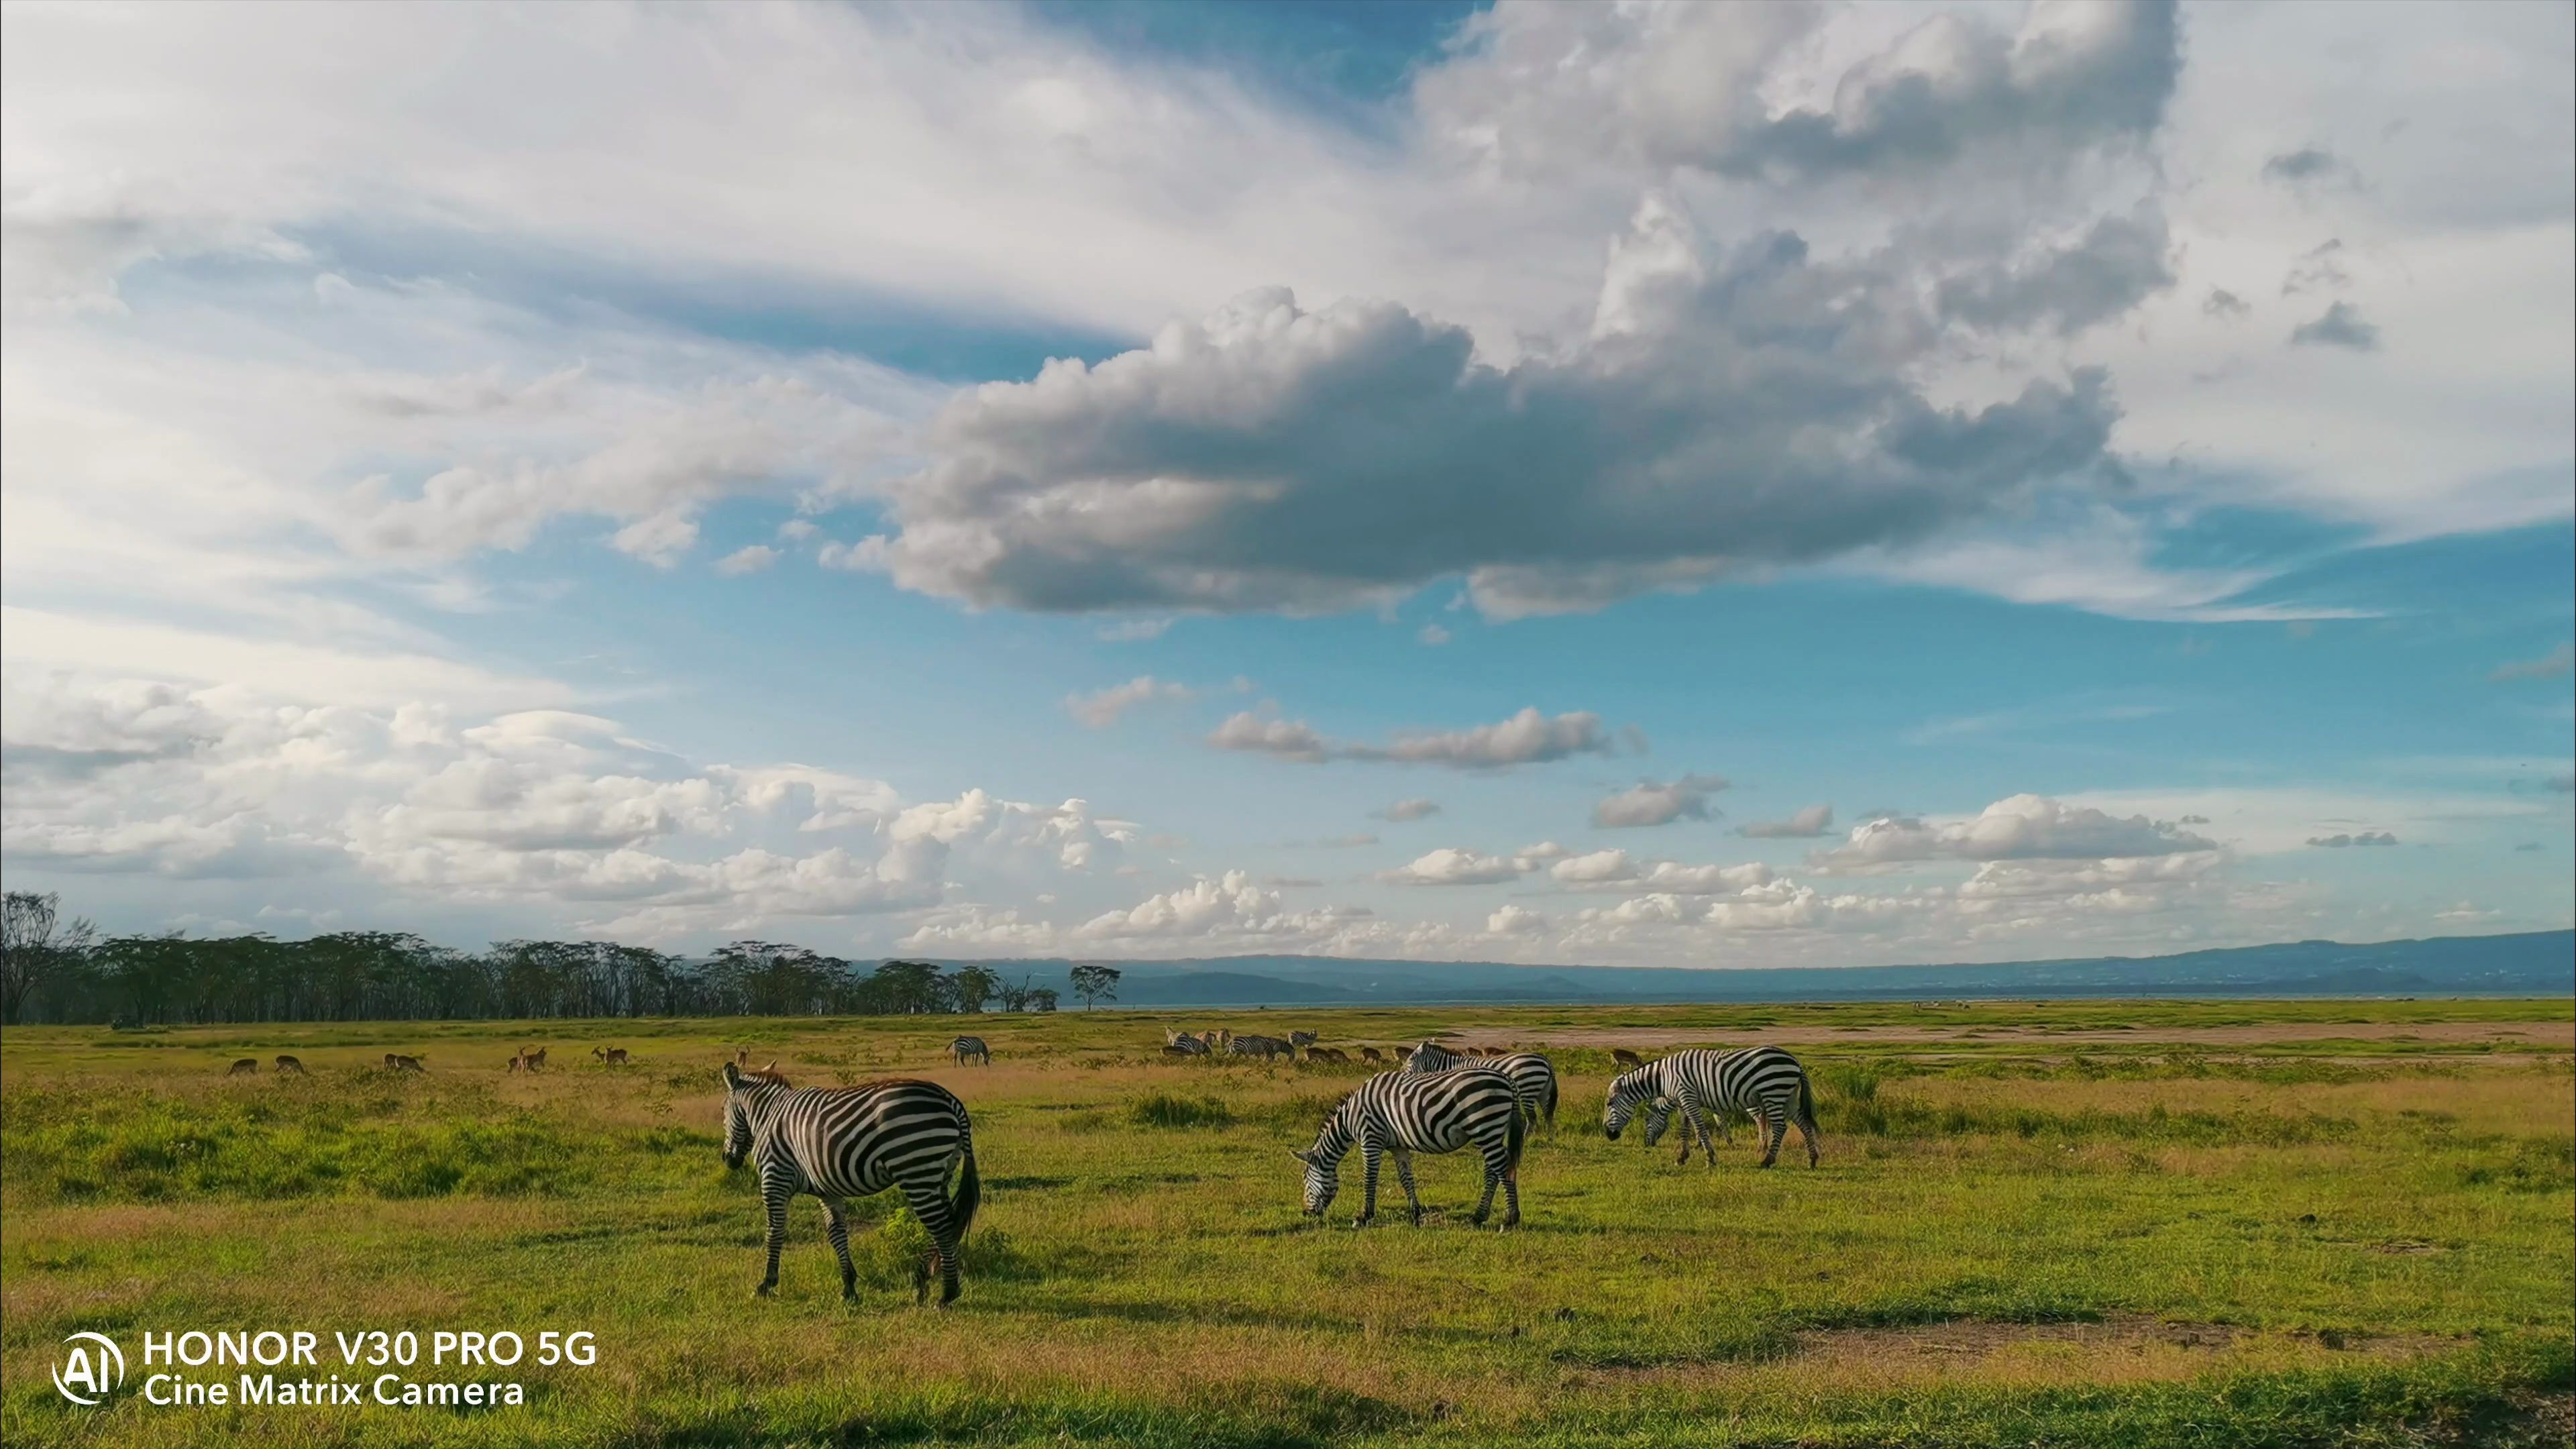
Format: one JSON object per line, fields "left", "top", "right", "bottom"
{"left": 941, "top": 930, "right": 2575, "bottom": 1008}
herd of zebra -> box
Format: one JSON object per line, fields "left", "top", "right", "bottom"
{"left": 718, "top": 1032, "right": 1823, "bottom": 1305}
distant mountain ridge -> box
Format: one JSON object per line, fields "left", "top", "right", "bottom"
{"left": 932, "top": 931, "right": 2574, "bottom": 1008}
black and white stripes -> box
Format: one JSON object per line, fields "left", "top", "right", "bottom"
{"left": 1294, "top": 1069, "right": 1526, "bottom": 1227}
{"left": 721, "top": 1063, "right": 982, "bottom": 1304}
{"left": 1403, "top": 1041, "right": 1559, "bottom": 1129}
{"left": 1605, "top": 1046, "right": 1821, "bottom": 1168}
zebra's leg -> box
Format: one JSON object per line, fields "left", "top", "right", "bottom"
{"left": 900, "top": 1179, "right": 964, "bottom": 1307}
{"left": 1758, "top": 1107, "right": 1785, "bottom": 1168}
{"left": 1501, "top": 1146, "right": 1521, "bottom": 1230}
{"left": 1356, "top": 1138, "right": 1382, "bottom": 1227}
{"left": 820, "top": 1196, "right": 859, "bottom": 1303}
{"left": 755, "top": 1166, "right": 793, "bottom": 1297}
{"left": 1393, "top": 1148, "right": 1426, "bottom": 1226}
{"left": 1469, "top": 1144, "right": 1499, "bottom": 1226}
{"left": 1676, "top": 1089, "right": 1715, "bottom": 1168}
{"left": 1798, "top": 1099, "right": 1823, "bottom": 1167}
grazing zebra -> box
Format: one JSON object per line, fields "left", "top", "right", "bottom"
{"left": 949, "top": 1036, "right": 991, "bottom": 1066}
{"left": 1604, "top": 1046, "right": 1821, "bottom": 1168}
{"left": 594, "top": 1046, "right": 630, "bottom": 1066}
{"left": 1227, "top": 1034, "right": 1294, "bottom": 1060}
{"left": 273, "top": 1055, "right": 306, "bottom": 1075}
{"left": 1287, "top": 1030, "right": 1318, "bottom": 1055}
{"left": 1292, "top": 1069, "right": 1525, "bottom": 1228}
{"left": 227, "top": 1058, "right": 258, "bottom": 1076}
{"left": 1401, "top": 1040, "right": 1463, "bottom": 1072}
{"left": 720, "top": 1063, "right": 981, "bottom": 1305}
{"left": 1403, "top": 1042, "right": 1558, "bottom": 1130}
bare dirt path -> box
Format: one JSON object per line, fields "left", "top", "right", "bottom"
{"left": 1448, "top": 1020, "right": 2573, "bottom": 1049}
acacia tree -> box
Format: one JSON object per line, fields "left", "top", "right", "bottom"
{"left": 2, "top": 892, "right": 94, "bottom": 1024}
{"left": 1068, "top": 963, "right": 1120, "bottom": 1010}
{"left": 947, "top": 964, "right": 1000, "bottom": 1013}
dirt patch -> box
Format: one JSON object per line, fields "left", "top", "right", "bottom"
{"left": 1457, "top": 1022, "right": 2574, "bottom": 1050}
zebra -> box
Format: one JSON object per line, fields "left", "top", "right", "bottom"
{"left": 949, "top": 1036, "right": 991, "bottom": 1066}
{"left": 1604, "top": 1046, "right": 1820, "bottom": 1168}
{"left": 720, "top": 1063, "right": 981, "bottom": 1305}
{"left": 1402, "top": 1042, "right": 1558, "bottom": 1130}
{"left": 1163, "top": 1030, "right": 1209, "bottom": 1055}
{"left": 1291, "top": 1068, "right": 1525, "bottom": 1228}
{"left": 1287, "top": 1030, "right": 1318, "bottom": 1056}
{"left": 1227, "top": 1034, "right": 1293, "bottom": 1060}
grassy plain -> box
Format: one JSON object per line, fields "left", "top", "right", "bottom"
{"left": 3, "top": 998, "right": 2570, "bottom": 1447}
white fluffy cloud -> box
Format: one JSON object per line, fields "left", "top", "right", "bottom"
{"left": 1210, "top": 706, "right": 1621, "bottom": 768}
{"left": 1741, "top": 804, "right": 1835, "bottom": 839}
{"left": 1592, "top": 773, "right": 1729, "bottom": 828}
{"left": 1815, "top": 794, "right": 2216, "bottom": 868}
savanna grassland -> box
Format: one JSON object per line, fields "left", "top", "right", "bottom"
{"left": 2, "top": 998, "right": 2570, "bottom": 1448}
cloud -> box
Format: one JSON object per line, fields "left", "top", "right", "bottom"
{"left": 1487, "top": 903, "right": 1550, "bottom": 936}
{"left": 1817, "top": 794, "right": 2218, "bottom": 868}
{"left": 1548, "top": 848, "right": 1775, "bottom": 895}
{"left": 1210, "top": 706, "right": 1620, "bottom": 769}
{"left": 1935, "top": 207, "right": 2177, "bottom": 337}
{"left": 1417, "top": 623, "right": 1452, "bottom": 646}
{"left": 1741, "top": 804, "right": 1835, "bottom": 839}
{"left": 1592, "top": 773, "right": 1729, "bottom": 828}
{"left": 1374, "top": 798, "right": 1442, "bottom": 822}
{"left": 2290, "top": 301, "right": 2381, "bottom": 352}
{"left": 2262, "top": 146, "right": 2363, "bottom": 191}
{"left": 1095, "top": 618, "right": 1172, "bottom": 642}
{"left": 1065, "top": 676, "right": 1193, "bottom": 728}
{"left": 2282, "top": 240, "right": 2352, "bottom": 297}
{"left": 2307, "top": 831, "right": 2399, "bottom": 847}
{"left": 714, "top": 545, "right": 780, "bottom": 576}
{"left": 869, "top": 196, "right": 2125, "bottom": 621}
{"left": 1418, "top": 0, "right": 2180, "bottom": 182}
{"left": 2202, "top": 288, "right": 2250, "bottom": 319}
{"left": 2491, "top": 643, "right": 2573, "bottom": 682}
{"left": 1379, "top": 848, "right": 1529, "bottom": 887}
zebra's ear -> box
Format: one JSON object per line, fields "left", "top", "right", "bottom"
{"left": 1289, "top": 1148, "right": 1316, "bottom": 1167}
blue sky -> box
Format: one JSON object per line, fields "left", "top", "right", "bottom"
{"left": 2, "top": 1, "right": 2569, "bottom": 967}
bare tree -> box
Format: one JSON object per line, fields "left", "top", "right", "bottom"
{"left": 3, "top": 892, "right": 95, "bottom": 1024}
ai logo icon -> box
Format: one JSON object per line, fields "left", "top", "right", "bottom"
{"left": 53, "top": 1332, "right": 126, "bottom": 1405}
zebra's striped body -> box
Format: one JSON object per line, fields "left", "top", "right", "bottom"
{"left": 1402, "top": 1042, "right": 1558, "bottom": 1129}
{"left": 1605, "top": 1046, "right": 1819, "bottom": 1168}
{"left": 1287, "top": 1030, "right": 1318, "bottom": 1055}
{"left": 720, "top": 1065, "right": 981, "bottom": 1304}
{"left": 1228, "top": 1033, "right": 1293, "bottom": 1059}
{"left": 1293, "top": 1069, "right": 1525, "bottom": 1228}
{"left": 949, "top": 1036, "right": 991, "bottom": 1065}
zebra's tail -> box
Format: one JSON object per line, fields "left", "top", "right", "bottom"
{"left": 949, "top": 1133, "right": 981, "bottom": 1242}
{"left": 1796, "top": 1071, "right": 1819, "bottom": 1140}
{"left": 1540, "top": 1071, "right": 1559, "bottom": 1128}
{"left": 1503, "top": 1093, "right": 1528, "bottom": 1179}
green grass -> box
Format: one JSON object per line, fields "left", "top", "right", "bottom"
{"left": 3, "top": 1003, "right": 2569, "bottom": 1446}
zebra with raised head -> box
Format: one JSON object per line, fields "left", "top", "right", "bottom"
{"left": 1604, "top": 1046, "right": 1820, "bottom": 1168}
{"left": 1292, "top": 1069, "right": 1525, "bottom": 1228}
{"left": 949, "top": 1036, "right": 991, "bottom": 1065}
{"left": 719, "top": 1063, "right": 982, "bottom": 1305}
{"left": 1287, "top": 1030, "right": 1318, "bottom": 1056}
{"left": 1403, "top": 1041, "right": 1558, "bottom": 1130}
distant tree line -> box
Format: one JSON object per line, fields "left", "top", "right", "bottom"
{"left": 0, "top": 892, "right": 1091, "bottom": 1026}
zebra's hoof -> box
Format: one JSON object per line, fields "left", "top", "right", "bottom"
{"left": 939, "top": 1283, "right": 961, "bottom": 1307}
{"left": 754, "top": 1283, "right": 776, "bottom": 1298}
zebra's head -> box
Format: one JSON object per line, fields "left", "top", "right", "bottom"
{"left": 1289, "top": 1112, "right": 1352, "bottom": 1216}
{"left": 1641, "top": 1096, "right": 1674, "bottom": 1148}
{"left": 1603, "top": 1067, "right": 1656, "bottom": 1140}
{"left": 719, "top": 1062, "right": 757, "bottom": 1169}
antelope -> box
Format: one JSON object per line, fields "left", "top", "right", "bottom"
{"left": 386, "top": 1053, "right": 427, "bottom": 1073}
{"left": 1611, "top": 1048, "right": 1648, "bottom": 1071}
{"left": 227, "top": 1058, "right": 259, "bottom": 1076}
{"left": 1305, "top": 1046, "right": 1352, "bottom": 1065}
{"left": 594, "top": 1046, "right": 630, "bottom": 1066}
{"left": 274, "top": 1055, "right": 306, "bottom": 1075}
{"left": 511, "top": 1046, "right": 548, "bottom": 1073}
{"left": 1360, "top": 1047, "right": 1386, "bottom": 1065}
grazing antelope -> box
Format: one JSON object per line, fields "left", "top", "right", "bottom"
{"left": 1199, "top": 1030, "right": 1222, "bottom": 1050}
{"left": 1605, "top": 1047, "right": 1820, "bottom": 1169}
{"left": 1360, "top": 1047, "right": 1386, "bottom": 1065}
{"left": 720, "top": 1065, "right": 979, "bottom": 1305}
{"left": 594, "top": 1046, "right": 630, "bottom": 1066}
{"left": 1611, "top": 1047, "right": 1648, "bottom": 1071}
{"left": 1293, "top": 1068, "right": 1525, "bottom": 1228}
{"left": 1305, "top": 1046, "right": 1352, "bottom": 1065}
{"left": 510, "top": 1046, "right": 549, "bottom": 1073}
{"left": 949, "top": 1036, "right": 991, "bottom": 1066}
{"left": 227, "top": 1059, "right": 259, "bottom": 1076}
{"left": 274, "top": 1055, "right": 306, "bottom": 1074}
{"left": 386, "top": 1053, "right": 426, "bottom": 1073}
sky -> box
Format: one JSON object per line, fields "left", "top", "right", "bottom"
{"left": 1, "top": 0, "right": 2569, "bottom": 970}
